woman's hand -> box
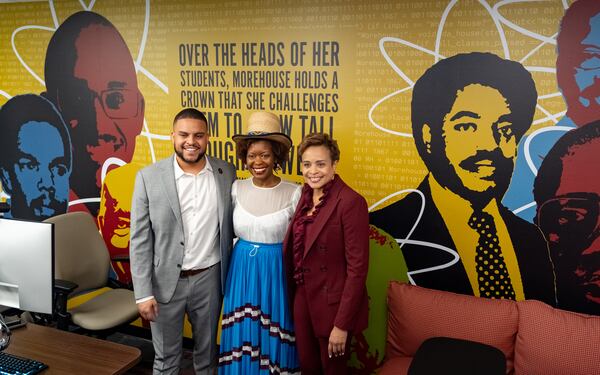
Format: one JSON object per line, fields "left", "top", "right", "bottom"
{"left": 328, "top": 326, "right": 348, "bottom": 358}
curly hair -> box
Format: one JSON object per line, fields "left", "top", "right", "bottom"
{"left": 411, "top": 52, "right": 537, "bottom": 170}
{"left": 235, "top": 138, "right": 289, "bottom": 169}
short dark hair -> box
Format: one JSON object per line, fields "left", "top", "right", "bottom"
{"left": 235, "top": 139, "right": 289, "bottom": 168}
{"left": 534, "top": 120, "right": 600, "bottom": 206}
{"left": 173, "top": 108, "right": 208, "bottom": 128}
{"left": 0, "top": 94, "right": 72, "bottom": 168}
{"left": 44, "top": 11, "right": 117, "bottom": 100}
{"left": 411, "top": 52, "right": 537, "bottom": 167}
{"left": 299, "top": 133, "right": 340, "bottom": 162}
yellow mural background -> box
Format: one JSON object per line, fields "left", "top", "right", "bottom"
{"left": 0, "top": 0, "right": 573, "bottom": 372}
{"left": 0, "top": 0, "right": 570, "bottom": 207}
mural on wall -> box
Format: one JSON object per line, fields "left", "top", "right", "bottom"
{"left": 98, "top": 163, "right": 142, "bottom": 285}
{"left": 0, "top": 9, "right": 148, "bottom": 284}
{"left": 0, "top": 0, "right": 598, "bottom": 373}
{"left": 0, "top": 94, "right": 71, "bottom": 221}
{"left": 370, "top": 52, "right": 556, "bottom": 305}
{"left": 42, "top": 11, "right": 145, "bottom": 216}
{"left": 534, "top": 121, "right": 600, "bottom": 316}
{"left": 504, "top": 0, "right": 600, "bottom": 222}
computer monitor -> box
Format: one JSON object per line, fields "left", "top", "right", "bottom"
{"left": 0, "top": 218, "right": 54, "bottom": 314}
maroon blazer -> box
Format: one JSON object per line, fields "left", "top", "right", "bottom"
{"left": 283, "top": 176, "right": 369, "bottom": 337}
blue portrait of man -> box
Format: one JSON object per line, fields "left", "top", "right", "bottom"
{"left": 0, "top": 94, "right": 72, "bottom": 221}
{"left": 503, "top": 0, "right": 600, "bottom": 222}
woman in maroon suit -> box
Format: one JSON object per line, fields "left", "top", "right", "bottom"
{"left": 283, "top": 133, "right": 369, "bottom": 374}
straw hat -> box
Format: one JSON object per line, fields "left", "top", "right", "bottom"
{"left": 232, "top": 111, "right": 292, "bottom": 151}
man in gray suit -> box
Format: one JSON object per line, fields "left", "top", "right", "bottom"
{"left": 130, "top": 108, "right": 235, "bottom": 374}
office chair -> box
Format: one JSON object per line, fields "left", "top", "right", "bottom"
{"left": 44, "top": 212, "right": 139, "bottom": 333}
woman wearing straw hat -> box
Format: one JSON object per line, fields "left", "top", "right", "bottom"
{"left": 218, "top": 111, "right": 301, "bottom": 374}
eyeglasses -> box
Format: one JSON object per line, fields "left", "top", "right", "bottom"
{"left": 56, "top": 85, "right": 141, "bottom": 120}
{"left": 537, "top": 193, "right": 600, "bottom": 244}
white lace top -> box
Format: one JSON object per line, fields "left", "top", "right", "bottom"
{"left": 232, "top": 178, "right": 301, "bottom": 244}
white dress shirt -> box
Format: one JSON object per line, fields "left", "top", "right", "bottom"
{"left": 174, "top": 156, "right": 220, "bottom": 270}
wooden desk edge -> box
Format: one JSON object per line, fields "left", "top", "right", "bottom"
{"left": 7, "top": 323, "right": 142, "bottom": 374}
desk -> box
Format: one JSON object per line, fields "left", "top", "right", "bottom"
{"left": 5, "top": 323, "right": 141, "bottom": 374}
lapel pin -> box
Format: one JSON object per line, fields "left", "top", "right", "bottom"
{"left": 218, "top": 168, "right": 223, "bottom": 174}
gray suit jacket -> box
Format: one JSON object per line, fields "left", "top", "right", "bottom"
{"left": 130, "top": 155, "right": 236, "bottom": 303}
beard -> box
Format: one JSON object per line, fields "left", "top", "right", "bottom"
{"left": 174, "top": 146, "right": 206, "bottom": 164}
{"left": 10, "top": 185, "right": 67, "bottom": 221}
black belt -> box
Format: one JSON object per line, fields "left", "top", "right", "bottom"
{"left": 180, "top": 267, "right": 209, "bottom": 278}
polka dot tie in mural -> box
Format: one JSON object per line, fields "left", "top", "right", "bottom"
{"left": 468, "top": 210, "right": 516, "bottom": 300}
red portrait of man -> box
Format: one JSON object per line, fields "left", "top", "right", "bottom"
{"left": 43, "top": 11, "right": 144, "bottom": 216}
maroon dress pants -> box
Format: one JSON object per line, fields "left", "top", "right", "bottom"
{"left": 293, "top": 285, "right": 351, "bottom": 375}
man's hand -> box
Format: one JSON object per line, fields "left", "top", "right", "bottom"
{"left": 328, "top": 326, "right": 348, "bottom": 358}
{"left": 138, "top": 298, "right": 158, "bottom": 321}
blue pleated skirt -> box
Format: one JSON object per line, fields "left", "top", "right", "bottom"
{"left": 218, "top": 238, "right": 300, "bottom": 375}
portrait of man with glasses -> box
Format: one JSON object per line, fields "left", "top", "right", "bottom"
{"left": 534, "top": 121, "right": 600, "bottom": 315}
{"left": 43, "top": 11, "right": 145, "bottom": 215}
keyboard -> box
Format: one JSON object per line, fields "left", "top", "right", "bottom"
{"left": 0, "top": 352, "right": 47, "bottom": 374}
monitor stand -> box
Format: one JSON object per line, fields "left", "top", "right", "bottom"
{"left": 3, "top": 315, "right": 26, "bottom": 330}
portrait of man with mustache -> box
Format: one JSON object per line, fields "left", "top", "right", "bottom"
{"left": 370, "top": 52, "right": 556, "bottom": 304}
{"left": 0, "top": 94, "right": 72, "bottom": 221}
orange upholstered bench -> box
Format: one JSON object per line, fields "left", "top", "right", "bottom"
{"left": 380, "top": 281, "right": 600, "bottom": 375}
